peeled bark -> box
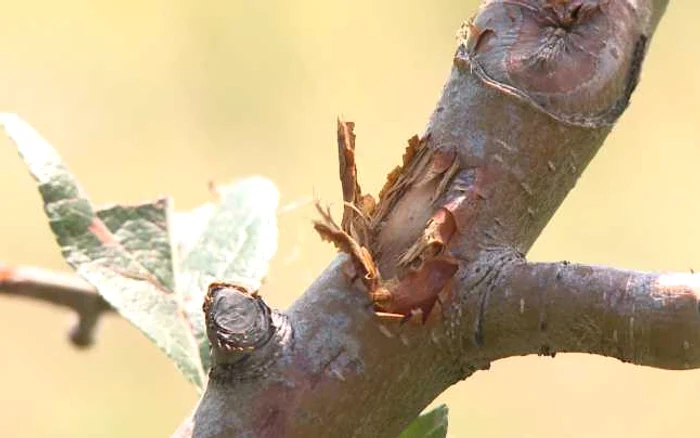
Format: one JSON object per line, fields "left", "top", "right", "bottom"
{"left": 177, "top": 1, "right": 679, "bottom": 437}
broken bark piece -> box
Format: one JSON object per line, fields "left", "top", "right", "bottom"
{"left": 319, "top": 121, "right": 465, "bottom": 323}
{"left": 337, "top": 118, "right": 375, "bottom": 247}
{"left": 374, "top": 310, "right": 424, "bottom": 326}
{"left": 398, "top": 207, "right": 458, "bottom": 270}
{"left": 337, "top": 119, "right": 359, "bottom": 210}
{"left": 378, "top": 257, "right": 459, "bottom": 323}
{"left": 414, "top": 148, "right": 457, "bottom": 189}
{"left": 433, "top": 157, "right": 461, "bottom": 204}
{"left": 313, "top": 203, "right": 380, "bottom": 291}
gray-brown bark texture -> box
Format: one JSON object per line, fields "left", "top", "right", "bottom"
{"left": 178, "top": 1, "right": 679, "bottom": 437}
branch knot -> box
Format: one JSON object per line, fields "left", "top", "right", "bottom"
{"left": 204, "top": 282, "right": 292, "bottom": 383}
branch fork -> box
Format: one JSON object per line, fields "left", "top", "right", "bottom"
{"left": 1, "top": 1, "right": 680, "bottom": 437}
{"left": 189, "top": 2, "right": 675, "bottom": 436}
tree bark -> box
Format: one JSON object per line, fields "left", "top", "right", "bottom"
{"left": 172, "top": 0, "right": 681, "bottom": 436}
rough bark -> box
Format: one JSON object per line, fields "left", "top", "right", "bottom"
{"left": 175, "top": 1, "right": 677, "bottom": 437}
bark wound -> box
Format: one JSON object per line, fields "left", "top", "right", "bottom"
{"left": 456, "top": 0, "right": 646, "bottom": 128}
{"left": 314, "top": 120, "right": 462, "bottom": 323}
{"left": 337, "top": 119, "right": 376, "bottom": 248}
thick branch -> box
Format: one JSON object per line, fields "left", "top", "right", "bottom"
{"left": 486, "top": 262, "right": 700, "bottom": 369}
{"left": 182, "top": 1, "right": 673, "bottom": 437}
{"left": 0, "top": 262, "right": 112, "bottom": 347}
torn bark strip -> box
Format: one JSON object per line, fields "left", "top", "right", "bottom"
{"left": 337, "top": 119, "right": 376, "bottom": 248}
{"left": 398, "top": 206, "right": 457, "bottom": 269}
{"left": 313, "top": 203, "right": 381, "bottom": 292}
{"left": 385, "top": 257, "right": 460, "bottom": 323}
{"left": 317, "top": 123, "right": 465, "bottom": 322}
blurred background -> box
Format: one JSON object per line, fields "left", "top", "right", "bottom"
{"left": 0, "top": 0, "right": 698, "bottom": 437}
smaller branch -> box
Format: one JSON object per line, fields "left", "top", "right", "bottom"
{"left": 203, "top": 282, "right": 291, "bottom": 382}
{"left": 486, "top": 261, "right": 700, "bottom": 369}
{"left": 0, "top": 261, "right": 112, "bottom": 347}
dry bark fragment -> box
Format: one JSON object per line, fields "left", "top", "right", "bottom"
{"left": 317, "top": 121, "right": 465, "bottom": 322}
{"left": 313, "top": 203, "right": 380, "bottom": 292}
{"left": 378, "top": 257, "right": 460, "bottom": 323}
{"left": 337, "top": 119, "right": 376, "bottom": 247}
{"left": 398, "top": 207, "right": 457, "bottom": 270}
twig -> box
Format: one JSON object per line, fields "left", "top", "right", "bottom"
{"left": 0, "top": 261, "right": 112, "bottom": 347}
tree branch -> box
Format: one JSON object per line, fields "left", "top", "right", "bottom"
{"left": 1, "top": 0, "right": 681, "bottom": 435}
{"left": 179, "top": 1, "right": 677, "bottom": 437}
{"left": 0, "top": 262, "right": 112, "bottom": 347}
{"left": 487, "top": 261, "right": 700, "bottom": 369}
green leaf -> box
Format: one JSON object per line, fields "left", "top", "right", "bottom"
{"left": 96, "top": 200, "right": 176, "bottom": 292}
{"left": 177, "top": 178, "right": 280, "bottom": 370}
{"left": 398, "top": 405, "right": 449, "bottom": 438}
{"left": 2, "top": 113, "right": 281, "bottom": 388}
{"left": 0, "top": 113, "right": 206, "bottom": 389}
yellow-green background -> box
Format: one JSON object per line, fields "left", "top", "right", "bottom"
{"left": 0, "top": 1, "right": 697, "bottom": 437}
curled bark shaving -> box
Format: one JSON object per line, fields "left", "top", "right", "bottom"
{"left": 313, "top": 203, "right": 381, "bottom": 292}
{"left": 337, "top": 119, "right": 376, "bottom": 248}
